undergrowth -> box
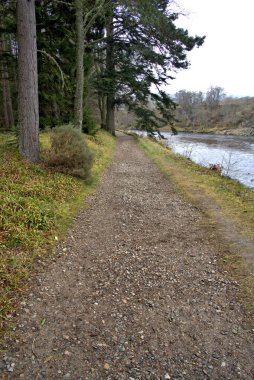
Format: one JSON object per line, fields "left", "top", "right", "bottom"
{"left": 44, "top": 125, "right": 94, "bottom": 179}
{"left": 0, "top": 129, "right": 116, "bottom": 332}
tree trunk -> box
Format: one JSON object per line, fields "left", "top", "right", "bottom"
{"left": 74, "top": 0, "right": 84, "bottom": 131}
{"left": 4, "top": 70, "right": 14, "bottom": 128}
{"left": 98, "top": 93, "right": 106, "bottom": 130}
{"left": 106, "top": 95, "right": 115, "bottom": 135}
{"left": 105, "top": 2, "right": 116, "bottom": 136}
{"left": 1, "top": 77, "right": 10, "bottom": 129}
{"left": 0, "top": 32, "right": 14, "bottom": 129}
{"left": 4, "top": 35, "right": 15, "bottom": 127}
{"left": 17, "top": 0, "right": 40, "bottom": 162}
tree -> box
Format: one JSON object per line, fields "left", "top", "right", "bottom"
{"left": 0, "top": 0, "right": 16, "bottom": 130}
{"left": 74, "top": 0, "right": 85, "bottom": 131}
{"left": 17, "top": 0, "right": 39, "bottom": 162}
{"left": 105, "top": 0, "right": 115, "bottom": 135}
{"left": 35, "top": 0, "right": 76, "bottom": 128}
{"left": 0, "top": 32, "right": 15, "bottom": 129}
{"left": 174, "top": 90, "right": 195, "bottom": 125}
{"left": 74, "top": 0, "right": 107, "bottom": 131}
{"left": 95, "top": 0, "right": 205, "bottom": 135}
{"left": 174, "top": 90, "right": 206, "bottom": 128}
{"left": 205, "top": 86, "right": 225, "bottom": 111}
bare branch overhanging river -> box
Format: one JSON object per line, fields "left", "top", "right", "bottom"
{"left": 137, "top": 132, "right": 254, "bottom": 190}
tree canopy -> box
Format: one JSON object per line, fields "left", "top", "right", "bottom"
{"left": 95, "top": 0, "right": 205, "bottom": 134}
{"left": 0, "top": 0, "right": 205, "bottom": 160}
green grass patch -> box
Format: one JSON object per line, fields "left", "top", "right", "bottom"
{"left": 138, "top": 138, "right": 254, "bottom": 238}
{"left": 0, "top": 130, "right": 116, "bottom": 331}
{"left": 138, "top": 137, "right": 254, "bottom": 322}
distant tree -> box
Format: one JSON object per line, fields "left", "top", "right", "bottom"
{"left": 0, "top": 32, "right": 14, "bottom": 129}
{"left": 17, "top": 0, "right": 40, "bottom": 162}
{"left": 174, "top": 90, "right": 206, "bottom": 127}
{"left": 205, "top": 86, "right": 225, "bottom": 111}
{"left": 0, "top": 0, "right": 16, "bottom": 129}
{"left": 174, "top": 87, "right": 254, "bottom": 132}
{"left": 192, "top": 91, "right": 204, "bottom": 107}
{"left": 174, "top": 90, "right": 194, "bottom": 124}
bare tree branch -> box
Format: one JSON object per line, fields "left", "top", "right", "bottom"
{"left": 38, "top": 49, "right": 65, "bottom": 88}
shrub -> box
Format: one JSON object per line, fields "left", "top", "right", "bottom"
{"left": 44, "top": 125, "right": 93, "bottom": 180}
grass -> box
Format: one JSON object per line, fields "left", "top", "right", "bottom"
{"left": 137, "top": 137, "right": 254, "bottom": 322}
{"left": 0, "top": 129, "right": 116, "bottom": 332}
{"left": 138, "top": 138, "right": 254, "bottom": 238}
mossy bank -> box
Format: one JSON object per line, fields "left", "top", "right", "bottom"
{"left": 0, "top": 130, "right": 116, "bottom": 333}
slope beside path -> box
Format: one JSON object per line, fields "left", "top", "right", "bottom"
{"left": 1, "top": 135, "right": 254, "bottom": 380}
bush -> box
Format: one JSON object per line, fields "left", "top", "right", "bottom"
{"left": 44, "top": 125, "right": 93, "bottom": 180}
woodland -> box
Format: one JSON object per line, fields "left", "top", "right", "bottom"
{"left": 1, "top": 3, "right": 254, "bottom": 367}
{"left": 115, "top": 87, "right": 254, "bottom": 135}
{"left": 0, "top": 0, "right": 204, "bottom": 162}
{"left": 173, "top": 87, "right": 254, "bottom": 133}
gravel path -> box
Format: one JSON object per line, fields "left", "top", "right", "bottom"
{"left": 1, "top": 135, "right": 254, "bottom": 380}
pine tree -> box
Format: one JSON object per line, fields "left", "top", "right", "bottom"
{"left": 0, "top": 0, "right": 16, "bottom": 130}
{"left": 17, "top": 0, "right": 40, "bottom": 162}
{"left": 74, "top": 0, "right": 108, "bottom": 131}
{"left": 95, "top": 0, "right": 205, "bottom": 135}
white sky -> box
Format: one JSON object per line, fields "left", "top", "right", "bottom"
{"left": 167, "top": 0, "right": 254, "bottom": 97}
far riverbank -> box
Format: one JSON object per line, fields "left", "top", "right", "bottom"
{"left": 161, "top": 126, "right": 254, "bottom": 137}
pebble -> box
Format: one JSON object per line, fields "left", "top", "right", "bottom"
{"left": 0, "top": 360, "right": 5, "bottom": 370}
{"left": 2, "top": 138, "right": 254, "bottom": 379}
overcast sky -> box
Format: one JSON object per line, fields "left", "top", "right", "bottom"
{"left": 167, "top": 0, "right": 254, "bottom": 97}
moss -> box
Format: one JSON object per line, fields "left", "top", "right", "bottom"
{"left": 0, "top": 129, "right": 116, "bottom": 332}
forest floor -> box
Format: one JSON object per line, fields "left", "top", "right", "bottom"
{"left": 1, "top": 135, "right": 254, "bottom": 380}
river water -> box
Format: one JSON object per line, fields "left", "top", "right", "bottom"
{"left": 138, "top": 131, "right": 254, "bottom": 189}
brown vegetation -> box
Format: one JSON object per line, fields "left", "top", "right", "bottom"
{"left": 174, "top": 87, "right": 254, "bottom": 134}
{"left": 43, "top": 125, "right": 93, "bottom": 180}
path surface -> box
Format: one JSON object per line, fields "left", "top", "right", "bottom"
{"left": 1, "top": 136, "right": 254, "bottom": 380}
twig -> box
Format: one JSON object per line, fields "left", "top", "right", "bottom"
{"left": 31, "top": 337, "right": 38, "bottom": 359}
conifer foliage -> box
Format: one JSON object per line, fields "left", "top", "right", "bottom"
{"left": 96, "top": 0, "right": 205, "bottom": 135}
{"left": 0, "top": 0, "right": 205, "bottom": 161}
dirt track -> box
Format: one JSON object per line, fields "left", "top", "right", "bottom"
{"left": 1, "top": 135, "right": 254, "bottom": 379}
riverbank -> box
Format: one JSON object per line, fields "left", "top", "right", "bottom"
{"left": 138, "top": 136, "right": 254, "bottom": 312}
{"left": 1, "top": 135, "right": 254, "bottom": 379}
{"left": 217, "top": 127, "right": 254, "bottom": 136}
{"left": 160, "top": 126, "right": 254, "bottom": 136}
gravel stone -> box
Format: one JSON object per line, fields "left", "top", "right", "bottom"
{"left": 1, "top": 135, "right": 254, "bottom": 379}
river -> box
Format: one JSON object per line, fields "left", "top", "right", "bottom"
{"left": 138, "top": 131, "right": 254, "bottom": 189}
